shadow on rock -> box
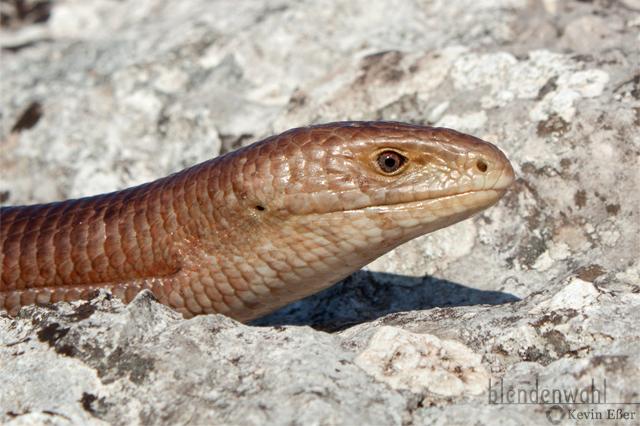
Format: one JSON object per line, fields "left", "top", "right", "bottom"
{"left": 251, "top": 270, "right": 519, "bottom": 331}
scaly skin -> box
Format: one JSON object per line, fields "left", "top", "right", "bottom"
{"left": 1, "top": 121, "right": 515, "bottom": 322}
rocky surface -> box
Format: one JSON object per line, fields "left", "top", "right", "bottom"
{"left": 2, "top": 279, "right": 638, "bottom": 425}
{"left": 1, "top": 0, "right": 639, "bottom": 425}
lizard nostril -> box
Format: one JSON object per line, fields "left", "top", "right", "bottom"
{"left": 476, "top": 159, "right": 488, "bottom": 173}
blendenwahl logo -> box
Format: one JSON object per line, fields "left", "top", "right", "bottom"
{"left": 489, "top": 379, "right": 605, "bottom": 405}
{"left": 488, "top": 378, "right": 638, "bottom": 424}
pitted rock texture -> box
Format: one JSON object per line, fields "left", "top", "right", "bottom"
{"left": 1, "top": 280, "right": 638, "bottom": 425}
{"left": 1, "top": 291, "right": 413, "bottom": 426}
{"left": 1, "top": 0, "right": 639, "bottom": 424}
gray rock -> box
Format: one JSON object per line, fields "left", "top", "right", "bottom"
{"left": 1, "top": 279, "right": 638, "bottom": 425}
{"left": 1, "top": 0, "right": 638, "bottom": 424}
{"left": 1, "top": 291, "right": 413, "bottom": 425}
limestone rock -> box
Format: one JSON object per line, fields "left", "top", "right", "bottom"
{"left": 1, "top": 278, "right": 638, "bottom": 425}
{"left": 353, "top": 326, "right": 491, "bottom": 396}
{"left": 1, "top": 291, "right": 412, "bottom": 425}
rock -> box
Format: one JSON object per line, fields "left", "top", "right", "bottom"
{"left": 2, "top": 278, "right": 638, "bottom": 425}
{"left": 353, "top": 326, "right": 491, "bottom": 396}
{"left": 1, "top": 291, "right": 412, "bottom": 425}
{"left": 1, "top": 0, "right": 638, "bottom": 424}
{"left": 620, "top": 0, "right": 640, "bottom": 11}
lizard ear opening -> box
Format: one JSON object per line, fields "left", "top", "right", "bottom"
{"left": 476, "top": 158, "right": 488, "bottom": 173}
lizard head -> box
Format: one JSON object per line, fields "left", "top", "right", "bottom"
{"left": 207, "top": 121, "right": 514, "bottom": 321}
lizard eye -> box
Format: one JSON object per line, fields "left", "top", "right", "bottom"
{"left": 376, "top": 150, "right": 407, "bottom": 175}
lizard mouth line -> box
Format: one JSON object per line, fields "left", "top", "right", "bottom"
{"left": 343, "top": 189, "right": 507, "bottom": 214}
